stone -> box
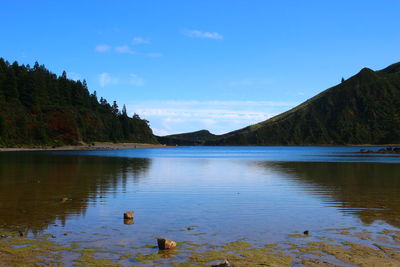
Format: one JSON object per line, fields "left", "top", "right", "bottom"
{"left": 187, "top": 226, "right": 194, "bottom": 231}
{"left": 303, "top": 230, "right": 309, "bottom": 235}
{"left": 18, "top": 231, "right": 26, "bottom": 237}
{"left": 157, "top": 238, "right": 177, "bottom": 250}
{"left": 124, "top": 218, "right": 134, "bottom": 225}
{"left": 123, "top": 211, "right": 134, "bottom": 220}
{"left": 212, "top": 259, "right": 232, "bottom": 267}
{"left": 61, "top": 197, "right": 71, "bottom": 203}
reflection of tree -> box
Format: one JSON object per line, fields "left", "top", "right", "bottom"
{"left": 0, "top": 153, "right": 151, "bottom": 233}
{"left": 256, "top": 161, "right": 400, "bottom": 228}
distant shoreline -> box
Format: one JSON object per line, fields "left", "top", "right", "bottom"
{"left": 0, "top": 142, "right": 173, "bottom": 152}
{"left": 1, "top": 143, "right": 399, "bottom": 153}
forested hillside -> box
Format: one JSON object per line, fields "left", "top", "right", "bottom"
{"left": 212, "top": 62, "right": 400, "bottom": 145}
{"left": 159, "top": 62, "right": 400, "bottom": 145}
{"left": 157, "top": 130, "right": 218, "bottom": 145}
{"left": 0, "top": 58, "right": 157, "bottom": 146}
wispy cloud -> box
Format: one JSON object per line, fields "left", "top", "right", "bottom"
{"left": 95, "top": 44, "right": 111, "bottom": 52}
{"left": 132, "top": 37, "right": 150, "bottom": 44}
{"left": 129, "top": 73, "right": 145, "bottom": 86}
{"left": 98, "top": 72, "right": 119, "bottom": 87}
{"left": 183, "top": 29, "right": 223, "bottom": 40}
{"left": 127, "top": 100, "right": 296, "bottom": 135}
{"left": 97, "top": 72, "right": 146, "bottom": 87}
{"left": 115, "top": 45, "right": 137, "bottom": 54}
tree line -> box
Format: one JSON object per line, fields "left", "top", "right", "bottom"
{"left": 0, "top": 58, "right": 157, "bottom": 146}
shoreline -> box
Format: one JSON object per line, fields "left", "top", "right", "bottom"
{"left": 0, "top": 142, "right": 173, "bottom": 152}
{"left": 1, "top": 143, "right": 399, "bottom": 152}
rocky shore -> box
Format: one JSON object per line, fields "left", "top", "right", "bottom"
{"left": 360, "top": 146, "right": 400, "bottom": 154}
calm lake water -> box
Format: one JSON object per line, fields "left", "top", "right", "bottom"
{"left": 1, "top": 146, "right": 400, "bottom": 264}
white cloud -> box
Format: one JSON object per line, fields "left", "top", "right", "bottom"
{"left": 95, "top": 44, "right": 111, "bottom": 52}
{"left": 132, "top": 37, "right": 150, "bottom": 44}
{"left": 152, "top": 128, "right": 170, "bottom": 136}
{"left": 129, "top": 73, "right": 145, "bottom": 86}
{"left": 98, "top": 72, "right": 118, "bottom": 87}
{"left": 183, "top": 29, "right": 223, "bottom": 40}
{"left": 115, "top": 45, "right": 137, "bottom": 54}
{"left": 126, "top": 100, "right": 297, "bottom": 135}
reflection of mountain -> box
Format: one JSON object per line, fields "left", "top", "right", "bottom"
{"left": 257, "top": 161, "right": 400, "bottom": 228}
{"left": 0, "top": 153, "right": 151, "bottom": 233}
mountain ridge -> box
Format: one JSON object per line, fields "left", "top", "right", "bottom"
{"left": 159, "top": 62, "right": 400, "bottom": 145}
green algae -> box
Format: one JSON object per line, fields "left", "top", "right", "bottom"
{"left": 135, "top": 252, "right": 163, "bottom": 261}
{"left": 221, "top": 241, "right": 252, "bottom": 250}
{"left": 288, "top": 233, "right": 310, "bottom": 238}
{"left": 1, "top": 226, "right": 400, "bottom": 266}
{"left": 119, "top": 253, "right": 132, "bottom": 260}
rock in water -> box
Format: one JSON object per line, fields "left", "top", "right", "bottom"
{"left": 303, "top": 230, "right": 309, "bottom": 235}
{"left": 124, "top": 218, "right": 134, "bottom": 225}
{"left": 60, "top": 197, "right": 71, "bottom": 203}
{"left": 157, "top": 238, "right": 177, "bottom": 250}
{"left": 123, "top": 211, "right": 134, "bottom": 219}
{"left": 212, "top": 259, "right": 232, "bottom": 267}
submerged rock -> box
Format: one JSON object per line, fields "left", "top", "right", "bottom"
{"left": 124, "top": 218, "right": 134, "bottom": 225}
{"left": 123, "top": 211, "right": 134, "bottom": 220}
{"left": 60, "top": 197, "right": 71, "bottom": 203}
{"left": 18, "top": 231, "right": 26, "bottom": 237}
{"left": 212, "top": 259, "right": 232, "bottom": 267}
{"left": 157, "top": 238, "right": 177, "bottom": 250}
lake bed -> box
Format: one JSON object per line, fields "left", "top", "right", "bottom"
{"left": 1, "top": 146, "right": 400, "bottom": 266}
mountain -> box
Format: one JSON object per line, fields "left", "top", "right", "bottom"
{"left": 160, "top": 62, "right": 400, "bottom": 145}
{"left": 0, "top": 58, "right": 158, "bottom": 146}
{"left": 157, "top": 130, "right": 218, "bottom": 145}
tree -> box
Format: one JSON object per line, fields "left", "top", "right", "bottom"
{"left": 112, "top": 101, "right": 119, "bottom": 115}
{"left": 61, "top": 70, "right": 67, "bottom": 79}
{"left": 341, "top": 77, "right": 345, "bottom": 83}
{"left": 122, "top": 104, "right": 127, "bottom": 117}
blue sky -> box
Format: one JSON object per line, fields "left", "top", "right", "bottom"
{"left": 1, "top": 1, "right": 399, "bottom": 135}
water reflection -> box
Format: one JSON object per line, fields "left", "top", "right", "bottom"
{"left": 257, "top": 161, "right": 400, "bottom": 228}
{"left": 0, "top": 153, "right": 150, "bottom": 233}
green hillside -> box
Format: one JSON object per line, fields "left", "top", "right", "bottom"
{"left": 157, "top": 130, "right": 218, "bottom": 145}
{"left": 160, "top": 62, "right": 400, "bottom": 146}
{"left": 212, "top": 62, "right": 400, "bottom": 145}
{"left": 0, "top": 58, "right": 157, "bottom": 146}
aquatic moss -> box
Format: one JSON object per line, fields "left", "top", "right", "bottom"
{"left": 135, "top": 252, "right": 162, "bottom": 261}
{"left": 221, "top": 241, "right": 251, "bottom": 250}
{"left": 288, "top": 234, "right": 310, "bottom": 238}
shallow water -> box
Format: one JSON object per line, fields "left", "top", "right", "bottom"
{"left": 0, "top": 146, "right": 399, "bottom": 264}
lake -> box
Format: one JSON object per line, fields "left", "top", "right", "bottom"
{"left": 1, "top": 146, "right": 400, "bottom": 266}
